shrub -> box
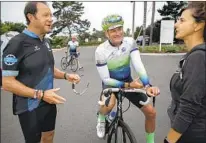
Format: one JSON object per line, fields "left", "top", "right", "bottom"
{"left": 50, "top": 36, "right": 69, "bottom": 49}
{"left": 80, "top": 41, "right": 102, "bottom": 46}
{"left": 139, "top": 45, "right": 186, "bottom": 53}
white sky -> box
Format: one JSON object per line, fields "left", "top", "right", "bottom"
{"left": 1, "top": 1, "right": 166, "bottom": 33}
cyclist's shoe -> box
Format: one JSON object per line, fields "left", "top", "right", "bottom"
{"left": 96, "top": 121, "right": 106, "bottom": 138}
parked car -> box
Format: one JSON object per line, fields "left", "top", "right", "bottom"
{"left": 136, "top": 35, "right": 150, "bottom": 45}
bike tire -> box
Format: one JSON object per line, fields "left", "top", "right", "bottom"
{"left": 107, "top": 120, "right": 137, "bottom": 143}
{"left": 70, "top": 58, "right": 78, "bottom": 72}
{"left": 61, "top": 57, "right": 67, "bottom": 70}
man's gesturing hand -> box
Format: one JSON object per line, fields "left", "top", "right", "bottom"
{"left": 67, "top": 74, "right": 81, "bottom": 84}
{"left": 42, "top": 88, "right": 66, "bottom": 104}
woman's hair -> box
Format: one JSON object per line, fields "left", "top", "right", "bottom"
{"left": 179, "top": 2, "right": 206, "bottom": 41}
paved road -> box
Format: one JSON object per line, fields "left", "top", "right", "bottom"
{"left": 1, "top": 47, "right": 182, "bottom": 143}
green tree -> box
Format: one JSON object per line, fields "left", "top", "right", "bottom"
{"left": 91, "top": 29, "right": 105, "bottom": 41}
{"left": 52, "top": 1, "right": 91, "bottom": 37}
{"left": 150, "top": 20, "right": 161, "bottom": 42}
{"left": 78, "top": 31, "right": 91, "bottom": 44}
{"left": 50, "top": 36, "right": 69, "bottom": 48}
{"left": 134, "top": 26, "right": 142, "bottom": 40}
{"left": 11, "top": 23, "right": 26, "bottom": 33}
{"left": 125, "top": 28, "right": 131, "bottom": 37}
{"left": 0, "top": 22, "right": 11, "bottom": 35}
{"left": 146, "top": 2, "right": 188, "bottom": 43}
{"left": 0, "top": 22, "right": 26, "bottom": 35}
{"left": 157, "top": 1, "right": 188, "bottom": 21}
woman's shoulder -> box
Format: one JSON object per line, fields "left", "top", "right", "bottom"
{"left": 187, "top": 43, "right": 206, "bottom": 59}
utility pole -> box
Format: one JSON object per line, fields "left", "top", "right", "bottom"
{"left": 132, "top": 1, "right": 135, "bottom": 39}
{"left": 142, "top": 1, "right": 147, "bottom": 48}
{"left": 149, "top": 1, "right": 155, "bottom": 45}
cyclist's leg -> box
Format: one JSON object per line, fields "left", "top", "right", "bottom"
{"left": 141, "top": 104, "right": 156, "bottom": 143}
{"left": 76, "top": 53, "right": 83, "bottom": 69}
{"left": 39, "top": 104, "right": 57, "bottom": 143}
{"left": 18, "top": 104, "right": 57, "bottom": 143}
{"left": 96, "top": 90, "right": 116, "bottom": 138}
{"left": 18, "top": 109, "right": 42, "bottom": 143}
{"left": 99, "top": 92, "right": 116, "bottom": 115}
{"left": 125, "top": 92, "right": 156, "bottom": 143}
{"left": 67, "top": 51, "right": 71, "bottom": 62}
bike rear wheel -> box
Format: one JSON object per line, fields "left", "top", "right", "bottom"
{"left": 107, "top": 120, "right": 137, "bottom": 143}
{"left": 61, "top": 57, "right": 68, "bottom": 70}
{"left": 69, "top": 57, "right": 78, "bottom": 72}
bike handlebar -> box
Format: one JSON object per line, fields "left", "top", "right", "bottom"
{"left": 102, "top": 88, "right": 150, "bottom": 106}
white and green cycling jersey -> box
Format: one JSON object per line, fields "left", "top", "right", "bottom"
{"left": 95, "top": 37, "right": 150, "bottom": 88}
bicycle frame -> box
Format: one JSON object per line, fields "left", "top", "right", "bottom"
{"left": 65, "top": 51, "right": 77, "bottom": 61}
{"left": 103, "top": 88, "right": 150, "bottom": 134}
{"left": 101, "top": 88, "right": 153, "bottom": 143}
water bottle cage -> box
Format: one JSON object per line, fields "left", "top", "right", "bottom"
{"left": 106, "top": 111, "right": 116, "bottom": 123}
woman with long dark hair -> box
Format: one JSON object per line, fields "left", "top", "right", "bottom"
{"left": 164, "top": 2, "right": 206, "bottom": 143}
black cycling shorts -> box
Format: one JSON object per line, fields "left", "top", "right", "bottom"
{"left": 18, "top": 104, "right": 57, "bottom": 143}
{"left": 70, "top": 52, "right": 79, "bottom": 58}
{"left": 100, "top": 91, "right": 148, "bottom": 109}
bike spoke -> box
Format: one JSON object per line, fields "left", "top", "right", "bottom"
{"left": 115, "top": 126, "right": 118, "bottom": 143}
{"left": 122, "top": 129, "right": 127, "bottom": 143}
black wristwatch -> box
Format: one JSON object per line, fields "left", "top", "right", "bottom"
{"left": 64, "top": 72, "right": 68, "bottom": 80}
{"left": 147, "top": 83, "right": 152, "bottom": 87}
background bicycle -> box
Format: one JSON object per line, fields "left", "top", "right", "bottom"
{"left": 61, "top": 51, "right": 79, "bottom": 72}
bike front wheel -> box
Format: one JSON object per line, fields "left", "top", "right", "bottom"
{"left": 107, "top": 120, "right": 137, "bottom": 143}
{"left": 69, "top": 57, "right": 78, "bottom": 72}
{"left": 61, "top": 57, "right": 68, "bottom": 70}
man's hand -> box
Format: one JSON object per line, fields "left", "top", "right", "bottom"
{"left": 43, "top": 88, "right": 66, "bottom": 104}
{"left": 146, "top": 86, "right": 160, "bottom": 97}
{"left": 66, "top": 74, "right": 81, "bottom": 83}
{"left": 129, "top": 79, "right": 144, "bottom": 88}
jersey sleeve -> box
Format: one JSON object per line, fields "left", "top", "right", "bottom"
{"left": 76, "top": 41, "right": 79, "bottom": 47}
{"left": 68, "top": 41, "right": 71, "bottom": 46}
{"left": 129, "top": 39, "right": 151, "bottom": 86}
{"left": 95, "top": 48, "right": 125, "bottom": 87}
{"left": 2, "top": 37, "right": 24, "bottom": 77}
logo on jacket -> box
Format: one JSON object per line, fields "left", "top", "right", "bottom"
{"left": 4, "top": 54, "right": 18, "bottom": 66}
{"left": 121, "top": 47, "right": 126, "bottom": 52}
{"left": 34, "top": 46, "right": 40, "bottom": 51}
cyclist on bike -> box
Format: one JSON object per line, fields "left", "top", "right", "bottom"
{"left": 67, "top": 35, "right": 83, "bottom": 70}
{"left": 95, "top": 14, "right": 160, "bottom": 143}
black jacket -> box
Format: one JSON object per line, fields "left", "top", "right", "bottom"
{"left": 167, "top": 43, "right": 206, "bottom": 143}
